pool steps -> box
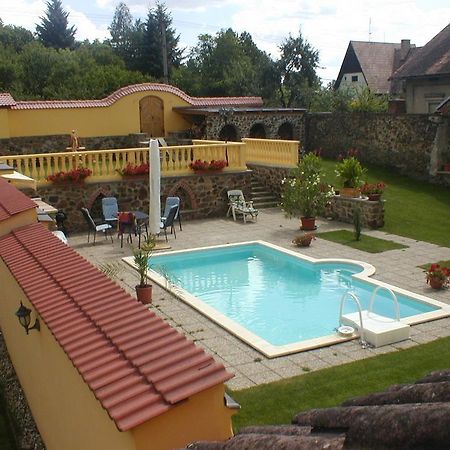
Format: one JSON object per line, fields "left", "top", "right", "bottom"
{"left": 339, "top": 287, "right": 411, "bottom": 347}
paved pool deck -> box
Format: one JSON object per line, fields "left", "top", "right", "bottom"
{"left": 68, "top": 209, "right": 450, "bottom": 390}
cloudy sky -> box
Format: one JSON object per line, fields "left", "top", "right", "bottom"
{"left": 1, "top": 0, "right": 449, "bottom": 83}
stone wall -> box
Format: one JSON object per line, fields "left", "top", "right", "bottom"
{"left": 306, "top": 112, "right": 440, "bottom": 180}
{"left": 206, "top": 112, "right": 305, "bottom": 145}
{"left": 328, "top": 196, "right": 385, "bottom": 228}
{"left": 0, "top": 133, "right": 146, "bottom": 156}
{"left": 37, "top": 171, "right": 252, "bottom": 233}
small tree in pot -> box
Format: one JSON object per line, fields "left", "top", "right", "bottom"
{"left": 335, "top": 156, "right": 367, "bottom": 197}
{"left": 133, "top": 235, "right": 156, "bottom": 304}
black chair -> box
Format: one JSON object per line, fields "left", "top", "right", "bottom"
{"left": 161, "top": 196, "right": 182, "bottom": 231}
{"left": 80, "top": 208, "right": 113, "bottom": 244}
{"left": 160, "top": 205, "right": 178, "bottom": 241}
{"left": 118, "top": 212, "right": 136, "bottom": 248}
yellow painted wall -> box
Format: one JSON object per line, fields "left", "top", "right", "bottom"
{"left": 2, "top": 90, "right": 192, "bottom": 139}
{"left": 0, "top": 209, "right": 36, "bottom": 237}
{"left": 132, "top": 384, "right": 235, "bottom": 450}
{"left": 0, "top": 263, "right": 136, "bottom": 450}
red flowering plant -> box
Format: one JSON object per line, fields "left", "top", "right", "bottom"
{"left": 47, "top": 167, "right": 92, "bottom": 184}
{"left": 425, "top": 264, "right": 450, "bottom": 286}
{"left": 117, "top": 163, "right": 149, "bottom": 176}
{"left": 189, "top": 159, "right": 227, "bottom": 171}
{"left": 360, "top": 182, "right": 386, "bottom": 196}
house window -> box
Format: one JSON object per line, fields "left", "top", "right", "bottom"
{"left": 351, "top": 75, "right": 358, "bottom": 82}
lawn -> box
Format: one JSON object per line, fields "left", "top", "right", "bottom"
{"left": 231, "top": 336, "right": 450, "bottom": 431}
{"left": 317, "top": 230, "right": 407, "bottom": 253}
{"left": 321, "top": 159, "right": 450, "bottom": 247}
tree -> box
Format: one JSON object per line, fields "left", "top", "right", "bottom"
{"left": 36, "top": 0, "right": 76, "bottom": 49}
{"left": 276, "top": 30, "right": 320, "bottom": 107}
{"left": 138, "top": 2, "right": 182, "bottom": 80}
{"left": 109, "top": 3, "right": 134, "bottom": 61}
{"left": 0, "top": 22, "right": 34, "bottom": 52}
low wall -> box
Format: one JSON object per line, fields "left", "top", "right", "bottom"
{"left": 37, "top": 171, "right": 252, "bottom": 233}
{"left": 328, "top": 196, "right": 385, "bottom": 228}
{"left": 306, "top": 112, "right": 440, "bottom": 180}
{"left": 0, "top": 133, "right": 146, "bottom": 156}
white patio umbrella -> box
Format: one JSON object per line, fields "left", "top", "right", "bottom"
{"left": 148, "top": 139, "right": 161, "bottom": 236}
{"left": 0, "top": 164, "right": 36, "bottom": 190}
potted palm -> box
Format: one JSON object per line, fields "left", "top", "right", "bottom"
{"left": 133, "top": 235, "right": 156, "bottom": 304}
{"left": 281, "top": 153, "right": 334, "bottom": 230}
{"left": 335, "top": 156, "right": 367, "bottom": 197}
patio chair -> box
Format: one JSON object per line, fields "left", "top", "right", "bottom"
{"left": 161, "top": 196, "right": 182, "bottom": 231}
{"left": 227, "top": 190, "right": 258, "bottom": 223}
{"left": 80, "top": 208, "right": 113, "bottom": 244}
{"left": 102, "top": 197, "right": 119, "bottom": 226}
{"left": 160, "top": 205, "right": 178, "bottom": 241}
{"left": 118, "top": 211, "right": 136, "bottom": 248}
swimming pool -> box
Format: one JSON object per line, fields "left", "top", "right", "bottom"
{"left": 127, "top": 241, "right": 450, "bottom": 357}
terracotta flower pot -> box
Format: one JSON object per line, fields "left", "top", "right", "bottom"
{"left": 340, "top": 187, "right": 361, "bottom": 198}
{"left": 367, "top": 194, "right": 381, "bottom": 201}
{"left": 135, "top": 284, "right": 152, "bottom": 304}
{"left": 300, "top": 216, "right": 316, "bottom": 231}
{"left": 428, "top": 277, "right": 445, "bottom": 290}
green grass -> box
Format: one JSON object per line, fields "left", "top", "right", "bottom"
{"left": 231, "top": 336, "right": 450, "bottom": 431}
{"left": 321, "top": 159, "right": 450, "bottom": 247}
{"left": 317, "top": 230, "right": 407, "bottom": 253}
{"left": 419, "top": 260, "right": 450, "bottom": 270}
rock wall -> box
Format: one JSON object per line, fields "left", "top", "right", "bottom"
{"left": 206, "top": 111, "right": 305, "bottom": 145}
{"left": 328, "top": 196, "right": 385, "bottom": 228}
{"left": 37, "top": 171, "right": 252, "bottom": 233}
{"left": 306, "top": 112, "right": 439, "bottom": 180}
{"left": 0, "top": 133, "right": 146, "bottom": 156}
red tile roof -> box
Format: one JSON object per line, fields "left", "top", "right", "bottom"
{"left": 2, "top": 84, "right": 263, "bottom": 110}
{"left": 0, "top": 223, "right": 233, "bottom": 431}
{"left": 0, "top": 177, "right": 36, "bottom": 221}
{"left": 0, "top": 93, "right": 16, "bottom": 107}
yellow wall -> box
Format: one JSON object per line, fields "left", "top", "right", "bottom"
{"left": 2, "top": 90, "right": 192, "bottom": 139}
{"left": 132, "top": 384, "right": 234, "bottom": 450}
{"left": 0, "top": 263, "right": 136, "bottom": 450}
{"left": 0, "top": 209, "right": 37, "bottom": 237}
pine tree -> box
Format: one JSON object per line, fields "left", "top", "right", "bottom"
{"left": 139, "top": 2, "right": 182, "bottom": 80}
{"left": 36, "top": 0, "right": 76, "bottom": 49}
{"left": 109, "top": 3, "right": 134, "bottom": 61}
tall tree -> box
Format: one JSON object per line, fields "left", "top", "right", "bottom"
{"left": 139, "top": 2, "right": 182, "bottom": 80}
{"left": 277, "top": 30, "right": 320, "bottom": 107}
{"left": 36, "top": 0, "right": 76, "bottom": 49}
{"left": 109, "top": 3, "right": 134, "bottom": 62}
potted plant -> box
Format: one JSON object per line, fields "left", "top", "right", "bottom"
{"left": 335, "top": 156, "right": 367, "bottom": 197}
{"left": 133, "top": 235, "right": 156, "bottom": 304}
{"left": 425, "top": 263, "right": 450, "bottom": 289}
{"left": 292, "top": 233, "right": 316, "bottom": 247}
{"left": 281, "top": 153, "right": 334, "bottom": 230}
{"left": 117, "top": 162, "right": 150, "bottom": 177}
{"left": 360, "top": 182, "right": 386, "bottom": 201}
{"left": 47, "top": 167, "right": 92, "bottom": 184}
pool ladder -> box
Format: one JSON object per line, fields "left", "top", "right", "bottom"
{"left": 339, "top": 286, "right": 404, "bottom": 348}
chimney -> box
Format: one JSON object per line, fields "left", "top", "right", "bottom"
{"left": 400, "top": 39, "right": 410, "bottom": 61}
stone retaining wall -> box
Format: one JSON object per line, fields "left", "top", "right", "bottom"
{"left": 306, "top": 112, "right": 440, "bottom": 180}
{"left": 328, "top": 196, "right": 385, "bottom": 228}
{"left": 0, "top": 134, "right": 146, "bottom": 156}
{"left": 206, "top": 112, "right": 305, "bottom": 145}
{"left": 37, "top": 171, "right": 252, "bottom": 233}
{"left": 247, "top": 164, "right": 290, "bottom": 199}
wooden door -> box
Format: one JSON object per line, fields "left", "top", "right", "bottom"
{"left": 139, "top": 96, "right": 164, "bottom": 137}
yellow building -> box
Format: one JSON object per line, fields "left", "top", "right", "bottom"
{"left": 0, "top": 84, "right": 263, "bottom": 140}
{"left": 0, "top": 177, "right": 237, "bottom": 450}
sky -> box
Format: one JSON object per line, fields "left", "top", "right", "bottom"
{"left": 0, "top": 0, "right": 449, "bottom": 83}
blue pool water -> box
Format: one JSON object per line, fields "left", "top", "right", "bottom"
{"left": 150, "top": 243, "right": 438, "bottom": 346}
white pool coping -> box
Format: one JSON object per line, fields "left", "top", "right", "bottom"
{"left": 123, "top": 240, "right": 450, "bottom": 358}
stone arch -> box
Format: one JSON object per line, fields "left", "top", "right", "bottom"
{"left": 85, "top": 187, "right": 115, "bottom": 220}
{"left": 219, "top": 124, "right": 238, "bottom": 142}
{"left": 165, "top": 180, "right": 198, "bottom": 211}
{"left": 249, "top": 123, "right": 267, "bottom": 138}
{"left": 277, "top": 121, "right": 294, "bottom": 140}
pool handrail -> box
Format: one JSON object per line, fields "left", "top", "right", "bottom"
{"left": 368, "top": 285, "right": 400, "bottom": 321}
{"left": 339, "top": 291, "right": 365, "bottom": 343}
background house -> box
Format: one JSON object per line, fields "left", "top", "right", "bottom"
{"left": 391, "top": 23, "right": 450, "bottom": 113}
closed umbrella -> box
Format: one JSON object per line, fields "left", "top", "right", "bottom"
{"left": 148, "top": 139, "right": 161, "bottom": 236}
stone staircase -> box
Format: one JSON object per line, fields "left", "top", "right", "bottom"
{"left": 250, "top": 177, "right": 279, "bottom": 209}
